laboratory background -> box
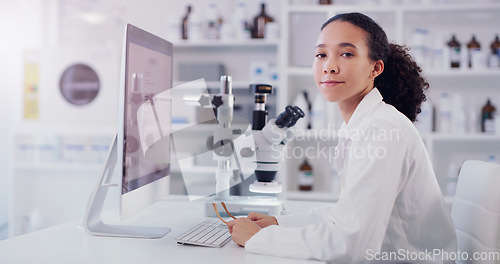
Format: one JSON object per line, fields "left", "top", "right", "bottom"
{"left": 1, "top": 0, "right": 500, "bottom": 240}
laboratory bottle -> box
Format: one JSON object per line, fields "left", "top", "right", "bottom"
{"left": 188, "top": 8, "right": 203, "bottom": 41}
{"left": 447, "top": 34, "right": 461, "bottom": 68}
{"left": 439, "top": 92, "right": 452, "bottom": 133}
{"left": 292, "top": 91, "right": 309, "bottom": 130}
{"left": 252, "top": 3, "right": 274, "bottom": 39}
{"left": 495, "top": 109, "right": 500, "bottom": 135}
{"left": 414, "top": 99, "right": 434, "bottom": 134}
{"left": 310, "top": 93, "right": 327, "bottom": 130}
{"left": 467, "top": 106, "right": 478, "bottom": 133}
{"left": 205, "top": 3, "right": 219, "bottom": 40}
{"left": 181, "top": 5, "right": 192, "bottom": 40}
{"left": 489, "top": 35, "right": 500, "bottom": 67}
{"left": 232, "top": 2, "right": 251, "bottom": 40}
{"left": 452, "top": 93, "right": 466, "bottom": 134}
{"left": 431, "top": 33, "right": 446, "bottom": 70}
{"left": 410, "top": 29, "right": 430, "bottom": 69}
{"left": 166, "top": 15, "right": 182, "bottom": 41}
{"left": 481, "top": 98, "right": 496, "bottom": 133}
{"left": 298, "top": 159, "right": 313, "bottom": 191}
{"left": 467, "top": 35, "right": 481, "bottom": 68}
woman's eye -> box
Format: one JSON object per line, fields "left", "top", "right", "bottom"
{"left": 341, "top": 52, "right": 354, "bottom": 58}
{"left": 315, "top": 53, "right": 326, "bottom": 58}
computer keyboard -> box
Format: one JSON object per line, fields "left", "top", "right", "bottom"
{"left": 176, "top": 218, "right": 232, "bottom": 248}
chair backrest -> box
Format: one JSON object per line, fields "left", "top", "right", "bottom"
{"left": 451, "top": 160, "right": 500, "bottom": 264}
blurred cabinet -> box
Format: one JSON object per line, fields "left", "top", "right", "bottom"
{"left": 10, "top": 124, "right": 114, "bottom": 237}
{"left": 278, "top": 0, "right": 500, "bottom": 202}
{"left": 9, "top": 46, "right": 119, "bottom": 237}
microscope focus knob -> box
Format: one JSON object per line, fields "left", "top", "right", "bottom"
{"left": 213, "top": 139, "right": 233, "bottom": 157}
{"left": 240, "top": 147, "right": 254, "bottom": 158}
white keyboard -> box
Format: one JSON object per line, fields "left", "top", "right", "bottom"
{"left": 176, "top": 218, "right": 232, "bottom": 248}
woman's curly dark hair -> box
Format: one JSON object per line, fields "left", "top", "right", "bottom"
{"left": 321, "top": 13, "right": 429, "bottom": 122}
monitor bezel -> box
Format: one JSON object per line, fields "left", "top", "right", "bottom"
{"left": 117, "top": 24, "right": 173, "bottom": 219}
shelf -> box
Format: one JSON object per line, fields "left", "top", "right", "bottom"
{"left": 287, "top": 3, "right": 500, "bottom": 13}
{"left": 287, "top": 4, "right": 397, "bottom": 13}
{"left": 287, "top": 67, "right": 312, "bottom": 76}
{"left": 14, "top": 162, "right": 103, "bottom": 171}
{"left": 401, "top": 3, "right": 500, "bottom": 13}
{"left": 421, "top": 133, "right": 500, "bottom": 141}
{"left": 172, "top": 39, "right": 279, "bottom": 48}
{"left": 172, "top": 166, "right": 254, "bottom": 175}
{"left": 171, "top": 122, "right": 252, "bottom": 133}
{"left": 287, "top": 67, "right": 500, "bottom": 78}
{"left": 172, "top": 166, "right": 216, "bottom": 175}
{"left": 424, "top": 69, "right": 500, "bottom": 78}
{"left": 173, "top": 81, "right": 279, "bottom": 89}
{"left": 13, "top": 123, "right": 116, "bottom": 135}
{"left": 285, "top": 190, "right": 339, "bottom": 202}
{"left": 171, "top": 123, "right": 216, "bottom": 132}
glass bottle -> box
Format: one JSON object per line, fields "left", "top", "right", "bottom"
{"left": 298, "top": 159, "right": 313, "bottom": 191}
{"left": 252, "top": 3, "right": 274, "bottom": 39}
{"left": 491, "top": 35, "right": 500, "bottom": 55}
{"left": 181, "top": 5, "right": 192, "bottom": 40}
{"left": 481, "top": 98, "right": 496, "bottom": 133}
{"left": 467, "top": 35, "right": 481, "bottom": 68}
{"left": 489, "top": 35, "right": 500, "bottom": 67}
{"left": 447, "top": 34, "right": 461, "bottom": 68}
{"left": 205, "top": 3, "right": 219, "bottom": 40}
{"left": 232, "top": 2, "right": 251, "bottom": 40}
{"left": 319, "top": 0, "right": 332, "bottom": 4}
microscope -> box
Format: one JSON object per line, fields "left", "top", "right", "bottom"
{"left": 201, "top": 76, "right": 304, "bottom": 217}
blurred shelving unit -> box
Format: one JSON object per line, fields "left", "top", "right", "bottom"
{"left": 10, "top": 123, "right": 115, "bottom": 237}
{"left": 278, "top": 0, "right": 500, "bottom": 204}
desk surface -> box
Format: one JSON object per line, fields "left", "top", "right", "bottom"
{"left": 0, "top": 196, "right": 328, "bottom": 264}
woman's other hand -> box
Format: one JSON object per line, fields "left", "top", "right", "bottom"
{"left": 247, "top": 212, "right": 278, "bottom": 228}
{"left": 227, "top": 218, "right": 261, "bottom": 247}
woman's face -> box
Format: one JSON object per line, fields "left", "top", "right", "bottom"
{"left": 313, "top": 21, "right": 381, "bottom": 103}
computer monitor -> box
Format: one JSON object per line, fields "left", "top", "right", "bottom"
{"left": 84, "top": 24, "right": 173, "bottom": 238}
{"left": 119, "top": 24, "right": 173, "bottom": 219}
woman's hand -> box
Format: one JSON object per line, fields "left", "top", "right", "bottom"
{"left": 247, "top": 212, "right": 278, "bottom": 228}
{"left": 227, "top": 218, "right": 261, "bottom": 247}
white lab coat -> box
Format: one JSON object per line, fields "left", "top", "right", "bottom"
{"left": 245, "top": 88, "right": 457, "bottom": 263}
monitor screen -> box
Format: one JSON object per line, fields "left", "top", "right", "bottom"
{"left": 118, "top": 24, "right": 173, "bottom": 219}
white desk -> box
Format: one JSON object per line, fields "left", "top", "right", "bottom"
{"left": 0, "top": 196, "right": 328, "bottom": 264}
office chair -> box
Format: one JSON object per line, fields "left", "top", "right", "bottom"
{"left": 451, "top": 160, "right": 500, "bottom": 264}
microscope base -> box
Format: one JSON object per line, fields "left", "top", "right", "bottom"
{"left": 204, "top": 196, "right": 284, "bottom": 217}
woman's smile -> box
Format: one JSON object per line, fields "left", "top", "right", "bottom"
{"left": 320, "top": 80, "right": 345, "bottom": 87}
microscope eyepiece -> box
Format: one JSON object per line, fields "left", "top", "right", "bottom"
{"left": 287, "top": 106, "right": 305, "bottom": 127}
{"left": 275, "top": 105, "right": 305, "bottom": 128}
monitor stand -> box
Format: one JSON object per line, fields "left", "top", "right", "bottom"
{"left": 83, "top": 134, "right": 171, "bottom": 239}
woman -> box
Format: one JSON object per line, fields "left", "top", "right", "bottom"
{"left": 227, "top": 13, "right": 457, "bottom": 263}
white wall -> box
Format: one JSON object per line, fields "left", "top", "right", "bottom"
{"left": 0, "top": 0, "right": 43, "bottom": 239}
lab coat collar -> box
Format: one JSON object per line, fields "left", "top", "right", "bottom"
{"left": 338, "top": 88, "right": 383, "bottom": 140}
